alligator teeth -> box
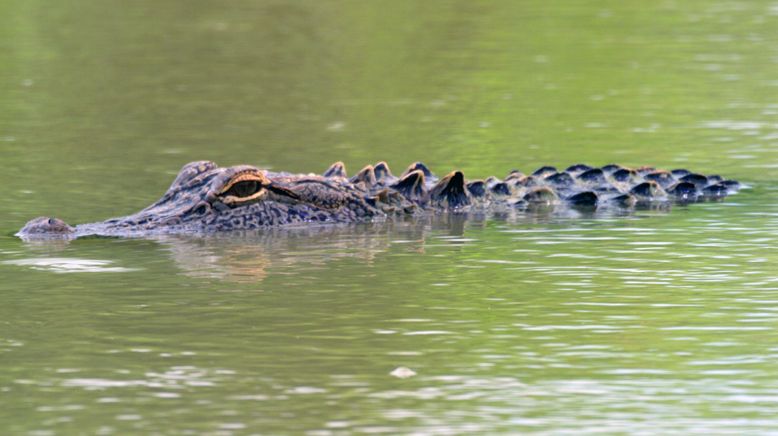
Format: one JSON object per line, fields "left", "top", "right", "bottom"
{"left": 391, "top": 170, "right": 426, "bottom": 200}
{"left": 430, "top": 171, "right": 470, "bottom": 209}
{"left": 350, "top": 165, "right": 376, "bottom": 186}
{"left": 323, "top": 161, "right": 347, "bottom": 178}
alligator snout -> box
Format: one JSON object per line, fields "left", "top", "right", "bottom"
{"left": 16, "top": 216, "right": 76, "bottom": 239}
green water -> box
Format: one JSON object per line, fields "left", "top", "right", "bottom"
{"left": 2, "top": 0, "right": 778, "bottom": 433}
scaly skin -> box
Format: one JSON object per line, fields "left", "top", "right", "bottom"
{"left": 16, "top": 160, "right": 742, "bottom": 240}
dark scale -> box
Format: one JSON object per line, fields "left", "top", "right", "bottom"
{"left": 636, "top": 166, "right": 656, "bottom": 176}
{"left": 703, "top": 183, "right": 729, "bottom": 198}
{"left": 630, "top": 181, "right": 664, "bottom": 199}
{"left": 512, "top": 175, "right": 539, "bottom": 188}
{"left": 600, "top": 164, "right": 623, "bottom": 174}
{"left": 545, "top": 172, "right": 575, "bottom": 187}
{"left": 467, "top": 180, "right": 487, "bottom": 197}
{"left": 611, "top": 168, "right": 637, "bottom": 182}
{"left": 373, "top": 161, "right": 393, "bottom": 182}
{"left": 671, "top": 169, "right": 691, "bottom": 177}
{"left": 489, "top": 182, "right": 512, "bottom": 196}
{"left": 566, "top": 191, "right": 598, "bottom": 207}
{"left": 577, "top": 168, "right": 606, "bottom": 184}
{"left": 679, "top": 173, "right": 709, "bottom": 188}
{"left": 532, "top": 166, "right": 557, "bottom": 177}
{"left": 565, "top": 164, "right": 593, "bottom": 173}
{"left": 403, "top": 162, "right": 434, "bottom": 179}
{"left": 667, "top": 182, "right": 698, "bottom": 200}
{"left": 16, "top": 160, "right": 744, "bottom": 239}
{"left": 505, "top": 170, "right": 524, "bottom": 181}
{"left": 643, "top": 171, "right": 676, "bottom": 188}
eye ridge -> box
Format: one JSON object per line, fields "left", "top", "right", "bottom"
{"left": 225, "top": 180, "right": 262, "bottom": 198}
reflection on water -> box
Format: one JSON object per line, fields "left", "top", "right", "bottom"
{"left": 157, "top": 217, "right": 468, "bottom": 282}
{"left": 2, "top": 257, "right": 139, "bottom": 274}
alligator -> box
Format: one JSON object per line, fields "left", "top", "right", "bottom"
{"left": 16, "top": 160, "right": 742, "bottom": 239}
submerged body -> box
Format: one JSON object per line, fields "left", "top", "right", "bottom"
{"left": 17, "top": 160, "right": 742, "bottom": 239}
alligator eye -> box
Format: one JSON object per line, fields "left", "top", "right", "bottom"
{"left": 224, "top": 180, "right": 261, "bottom": 198}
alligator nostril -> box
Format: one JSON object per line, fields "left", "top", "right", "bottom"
{"left": 48, "top": 218, "right": 56, "bottom": 225}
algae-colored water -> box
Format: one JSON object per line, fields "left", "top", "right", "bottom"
{"left": 2, "top": 0, "right": 778, "bottom": 433}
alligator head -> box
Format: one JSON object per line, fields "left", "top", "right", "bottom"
{"left": 17, "top": 161, "right": 383, "bottom": 239}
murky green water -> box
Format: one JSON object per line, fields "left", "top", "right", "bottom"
{"left": 2, "top": 0, "right": 778, "bottom": 433}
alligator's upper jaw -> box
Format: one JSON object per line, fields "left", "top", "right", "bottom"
{"left": 16, "top": 216, "right": 77, "bottom": 240}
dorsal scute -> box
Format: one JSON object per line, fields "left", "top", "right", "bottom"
{"left": 522, "top": 186, "right": 558, "bottom": 205}
{"left": 643, "top": 170, "right": 676, "bottom": 188}
{"left": 532, "top": 166, "right": 557, "bottom": 178}
{"left": 402, "top": 162, "right": 434, "bottom": 179}
{"left": 373, "top": 161, "right": 394, "bottom": 182}
{"left": 545, "top": 172, "right": 575, "bottom": 187}
{"left": 391, "top": 169, "right": 426, "bottom": 200}
{"left": 566, "top": 191, "right": 598, "bottom": 207}
{"left": 505, "top": 170, "right": 524, "bottom": 182}
{"left": 601, "top": 164, "right": 624, "bottom": 174}
{"left": 679, "top": 173, "right": 709, "bottom": 188}
{"left": 489, "top": 182, "right": 512, "bottom": 196}
{"left": 350, "top": 165, "right": 377, "bottom": 186}
{"left": 577, "top": 168, "right": 606, "bottom": 184}
{"left": 323, "top": 161, "right": 347, "bottom": 178}
{"left": 430, "top": 171, "right": 471, "bottom": 209}
{"left": 565, "top": 163, "right": 593, "bottom": 174}
{"left": 630, "top": 180, "right": 665, "bottom": 199}
{"left": 467, "top": 180, "right": 487, "bottom": 197}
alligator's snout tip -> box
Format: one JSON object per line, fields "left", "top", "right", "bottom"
{"left": 16, "top": 216, "right": 76, "bottom": 239}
